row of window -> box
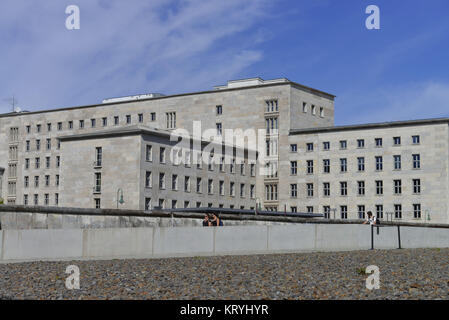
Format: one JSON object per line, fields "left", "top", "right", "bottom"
{"left": 144, "top": 171, "right": 256, "bottom": 198}
{"left": 289, "top": 179, "right": 422, "bottom": 198}
{"left": 289, "top": 154, "right": 421, "bottom": 175}
{"left": 25, "top": 138, "right": 61, "bottom": 152}
{"left": 23, "top": 175, "right": 60, "bottom": 188}
{"left": 23, "top": 193, "right": 59, "bottom": 206}
{"left": 302, "top": 102, "right": 325, "bottom": 118}
{"left": 145, "top": 198, "right": 254, "bottom": 211}
{"left": 24, "top": 156, "right": 61, "bottom": 170}
{"left": 292, "top": 135, "right": 421, "bottom": 152}
{"left": 320, "top": 204, "right": 423, "bottom": 220}
{"left": 144, "top": 145, "right": 256, "bottom": 176}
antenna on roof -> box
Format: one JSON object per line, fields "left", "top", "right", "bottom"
{"left": 3, "top": 96, "right": 19, "bottom": 112}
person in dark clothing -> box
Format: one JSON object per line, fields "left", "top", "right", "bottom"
{"left": 202, "top": 214, "right": 210, "bottom": 227}
{"left": 210, "top": 213, "right": 223, "bottom": 226}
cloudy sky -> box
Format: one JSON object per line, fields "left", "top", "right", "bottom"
{"left": 0, "top": 0, "right": 448, "bottom": 125}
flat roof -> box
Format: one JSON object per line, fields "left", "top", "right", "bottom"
{"left": 290, "top": 117, "right": 449, "bottom": 135}
{"left": 58, "top": 125, "right": 258, "bottom": 153}
{"left": 0, "top": 78, "right": 335, "bottom": 119}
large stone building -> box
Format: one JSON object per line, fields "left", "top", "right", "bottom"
{"left": 0, "top": 77, "right": 448, "bottom": 223}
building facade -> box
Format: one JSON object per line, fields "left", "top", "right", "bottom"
{"left": 0, "top": 77, "right": 448, "bottom": 223}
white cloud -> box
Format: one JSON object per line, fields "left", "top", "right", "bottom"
{"left": 0, "top": 0, "right": 270, "bottom": 112}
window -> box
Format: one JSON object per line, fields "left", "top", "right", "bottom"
{"left": 138, "top": 114, "right": 143, "bottom": 123}
{"left": 319, "top": 107, "right": 324, "bottom": 117}
{"left": 160, "top": 147, "right": 166, "bottom": 163}
{"left": 265, "top": 117, "right": 278, "bottom": 134}
{"left": 323, "top": 159, "right": 330, "bottom": 173}
{"left": 95, "top": 198, "right": 101, "bottom": 209}
{"left": 36, "top": 139, "right": 41, "bottom": 151}
{"left": 44, "top": 194, "right": 49, "bottom": 205}
{"left": 358, "top": 205, "right": 365, "bottom": 219}
{"left": 151, "top": 113, "right": 156, "bottom": 121}
{"left": 172, "top": 175, "right": 178, "bottom": 190}
{"left": 375, "top": 156, "right": 383, "bottom": 171}
{"left": 184, "top": 176, "right": 191, "bottom": 192}
{"left": 34, "top": 194, "right": 39, "bottom": 205}
{"left": 340, "top": 158, "right": 347, "bottom": 172}
{"left": 290, "top": 161, "right": 297, "bottom": 175}
{"left": 56, "top": 175, "right": 60, "bottom": 186}
{"left": 230, "top": 182, "right": 235, "bottom": 196}
{"left": 302, "top": 102, "right": 307, "bottom": 113}
{"left": 323, "top": 206, "right": 331, "bottom": 219}
{"left": 79, "top": 120, "right": 84, "bottom": 128}
{"left": 311, "top": 105, "right": 316, "bottom": 115}
{"left": 35, "top": 157, "right": 40, "bottom": 169}
{"left": 37, "top": 124, "right": 41, "bottom": 132}
{"left": 95, "top": 147, "right": 102, "bottom": 167}
{"left": 357, "top": 139, "right": 365, "bottom": 148}
{"left": 357, "top": 157, "right": 365, "bottom": 172}
{"left": 172, "top": 200, "right": 177, "bottom": 209}
{"left": 291, "top": 206, "right": 298, "bottom": 213}
{"left": 394, "top": 179, "right": 402, "bottom": 195}
{"left": 57, "top": 122, "right": 62, "bottom": 131}
{"left": 126, "top": 115, "right": 131, "bottom": 124}
{"left": 413, "top": 154, "right": 421, "bottom": 169}
{"left": 196, "top": 201, "right": 201, "bottom": 208}
{"left": 55, "top": 193, "right": 59, "bottom": 206}
{"left": 184, "top": 201, "right": 190, "bottom": 209}
{"left": 24, "top": 176, "right": 29, "bottom": 188}
{"left": 341, "top": 206, "right": 348, "bottom": 219}
{"left": 45, "top": 175, "right": 50, "bottom": 187}
{"left": 56, "top": 156, "right": 60, "bottom": 168}
{"left": 323, "top": 141, "right": 330, "bottom": 150}
{"left": 46, "top": 139, "right": 52, "bottom": 151}
{"left": 24, "top": 194, "right": 28, "bottom": 205}
{"left": 376, "top": 180, "right": 383, "bottom": 195}
{"left": 102, "top": 117, "right": 107, "bottom": 127}
{"left": 216, "top": 105, "right": 222, "bottom": 115}
{"left": 376, "top": 205, "right": 383, "bottom": 219}
{"left": 394, "top": 155, "right": 401, "bottom": 170}
{"left": 291, "top": 184, "right": 297, "bottom": 198}
{"left": 230, "top": 158, "right": 235, "bottom": 173}
{"left": 240, "top": 163, "right": 245, "bottom": 175}
{"left": 340, "top": 140, "right": 347, "bottom": 150}
{"left": 114, "top": 116, "right": 119, "bottom": 125}
{"left": 47, "top": 123, "right": 52, "bottom": 132}
{"left": 265, "top": 100, "right": 278, "bottom": 112}
{"left": 394, "top": 204, "right": 402, "bottom": 219}
{"left": 145, "top": 198, "right": 152, "bottom": 211}
{"left": 159, "top": 199, "right": 166, "bottom": 209}
{"left": 306, "top": 143, "right": 314, "bottom": 151}
{"left": 240, "top": 183, "right": 245, "bottom": 198}
{"left": 375, "top": 138, "right": 383, "bottom": 147}
{"left": 91, "top": 119, "right": 96, "bottom": 128}
{"left": 196, "top": 178, "right": 202, "bottom": 193}
{"left": 290, "top": 144, "right": 297, "bottom": 152}
{"left": 216, "top": 123, "right": 222, "bottom": 136}
{"left": 25, "top": 158, "right": 30, "bottom": 169}
{"left": 26, "top": 125, "right": 30, "bottom": 134}
{"left": 166, "top": 112, "right": 176, "bottom": 129}
{"left": 358, "top": 181, "right": 365, "bottom": 195}
{"left": 413, "top": 204, "right": 421, "bottom": 219}
{"left": 412, "top": 135, "right": 420, "bottom": 144}
{"left": 68, "top": 121, "right": 73, "bottom": 129}
{"left": 307, "top": 183, "right": 314, "bottom": 197}
{"left": 340, "top": 182, "right": 347, "bottom": 196}
{"left": 265, "top": 184, "right": 278, "bottom": 201}
{"left": 146, "top": 145, "right": 153, "bottom": 162}
{"left": 159, "top": 173, "right": 165, "bottom": 189}
{"left": 307, "top": 206, "right": 314, "bottom": 213}
{"left": 323, "top": 182, "right": 330, "bottom": 197}
{"left": 413, "top": 179, "right": 421, "bottom": 194}
{"left": 250, "top": 184, "right": 255, "bottom": 199}
{"left": 145, "top": 171, "right": 152, "bottom": 188}
{"left": 307, "top": 160, "right": 313, "bottom": 174}
{"left": 250, "top": 163, "right": 256, "bottom": 176}
{"left": 26, "top": 140, "right": 30, "bottom": 151}
{"left": 219, "top": 180, "right": 224, "bottom": 196}
{"left": 94, "top": 173, "right": 101, "bottom": 193}
{"left": 393, "top": 137, "right": 401, "bottom": 145}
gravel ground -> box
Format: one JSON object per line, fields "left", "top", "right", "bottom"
{"left": 0, "top": 248, "right": 448, "bottom": 300}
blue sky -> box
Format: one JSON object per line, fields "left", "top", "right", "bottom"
{"left": 0, "top": 0, "right": 448, "bottom": 125}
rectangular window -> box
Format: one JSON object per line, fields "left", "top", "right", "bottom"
{"left": 145, "top": 171, "right": 152, "bottom": 188}
{"left": 323, "top": 141, "right": 330, "bottom": 150}
{"left": 340, "top": 158, "right": 347, "bottom": 172}
{"left": 57, "top": 122, "right": 62, "bottom": 131}
{"left": 196, "top": 178, "right": 202, "bottom": 193}
{"left": 341, "top": 206, "right": 348, "bottom": 219}
{"left": 45, "top": 175, "right": 50, "bottom": 187}
{"left": 413, "top": 154, "right": 421, "bottom": 169}
{"left": 102, "top": 117, "right": 107, "bottom": 126}
{"left": 250, "top": 184, "right": 255, "bottom": 199}
{"left": 138, "top": 113, "right": 144, "bottom": 123}
{"left": 265, "top": 117, "right": 278, "bottom": 134}
{"left": 94, "top": 173, "right": 101, "bottom": 193}
{"left": 413, "top": 179, "right": 421, "bottom": 194}
{"left": 34, "top": 176, "right": 39, "bottom": 187}
{"left": 79, "top": 120, "right": 84, "bottom": 128}
{"left": 358, "top": 205, "right": 365, "bottom": 219}
{"left": 357, "top": 139, "right": 365, "bottom": 148}
{"left": 219, "top": 180, "right": 224, "bottom": 196}
{"left": 114, "top": 116, "right": 119, "bottom": 125}
{"left": 340, "top": 181, "right": 347, "bottom": 196}
{"left": 357, "top": 157, "right": 365, "bottom": 172}
{"left": 166, "top": 112, "right": 176, "bottom": 129}
{"left": 306, "top": 143, "right": 314, "bottom": 151}
{"left": 291, "top": 161, "right": 297, "bottom": 175}
{"left": 146, "top": 145, "right": 153, "bottom": 162}
{"left": 239, "top": 183, "right": 245, "bottom": 198}
{"left": 393, "top": 136, "right": 401, "bottom": 145}
{"left": 290, "top": 144, "right": 297, "bottom": 152}
{"left": 145, "top": 198, "right": 152, "bottom": 211}
{"left": 216, "top": 105, "right": 222, "bottom": 115}
{"left": 56, "top": 156, "right": 60, "bottom": 168}
{"left": 394, "top": 179, "right": 402, "bottom": 195}
{"left": 126, "top": 115, "right": 131, "bottom": 124}
{"left": 91, "top": 119, "right": 96, "bottom": 128}
{"left": 37, "top": 124, "right": 42, "bottom": 132}
{"left": 172, "top": 174, "right": 178, "bottom": 190}
{"left": 44, "top": 194, "right": 49, "bottom": 206}
{"left": 291, "top": 184, "right": 297, "bottom": 198}
{"left": 184, "top": 176, "right": 190, "bottom": 192}
{"left": 412, "top": 135, "right": 420, "bottom": 144}
{"left": 375, "top": 138, "right": 383, "bottom": 147}
{"left": 376, "top": 180, "right": 383, "bottom": 195}
{"left": 358, "top": 181, "right": 365, "bottom": 195}
{"left": 24, "top": 194, "right": 28, "bottom": 205}
{"left": 394, "top": 155, "right": 401, "bottom": 170}
{"left": 323, "top": 159, "right": 330, "bottom": 173}
{"left": 95, "top": 198, "right": 101, "bottom": 209}
{"left": 375, "top": 156, "right": 383, "bottom": 171}
{"left": 151, "top": 113, "right": 156, "bottom": 121}
{"left": 216, "top": 123, "right": 222, "bottom": 136}
{"left": 265, "top": 100, "right": 278, "bottom": 112}
{"left": 307, "top": 160, "right": 314, "bottom": 174}
{"left": 36, "top": 139, "right": 41, "bottom": 151}
{"left": 95, "top": 147, "right": 102, "bottom": 167}
{"left": 159, "top": 173, "right": 165, "bottom": 189}
{"left": 394, "top": 204, "right": 402, "bottom": 219}
{"left": 69, "top": 121, "right": 73, "bottom": 129}
{"left": 55, "top": 193, "right": 59, "bottom": 206}
{"left": 307, "top": 183, "right": 314, "bottom": 197}
{"left": 323, "top": 182, "right": 330, "bottom": 197}
{"left": 340, "top": 140, "right": 347, "bottom": 150}
{"left": 230, "top": 182, "right": 235, "bottom": 197}
{"left": 160, "top": 147, "right": 166, "bottom": 163}
{"left": 35, "top": 157, "right": 40, "bottom": 169}
{"left": 376, "top": 205, "right": 383, "bottom": 219}
{"left": 413, "top": 204, "right": 421, "bottom": 219}
{"left": 47, "top": 123, "right": 52, "bottom": 132}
